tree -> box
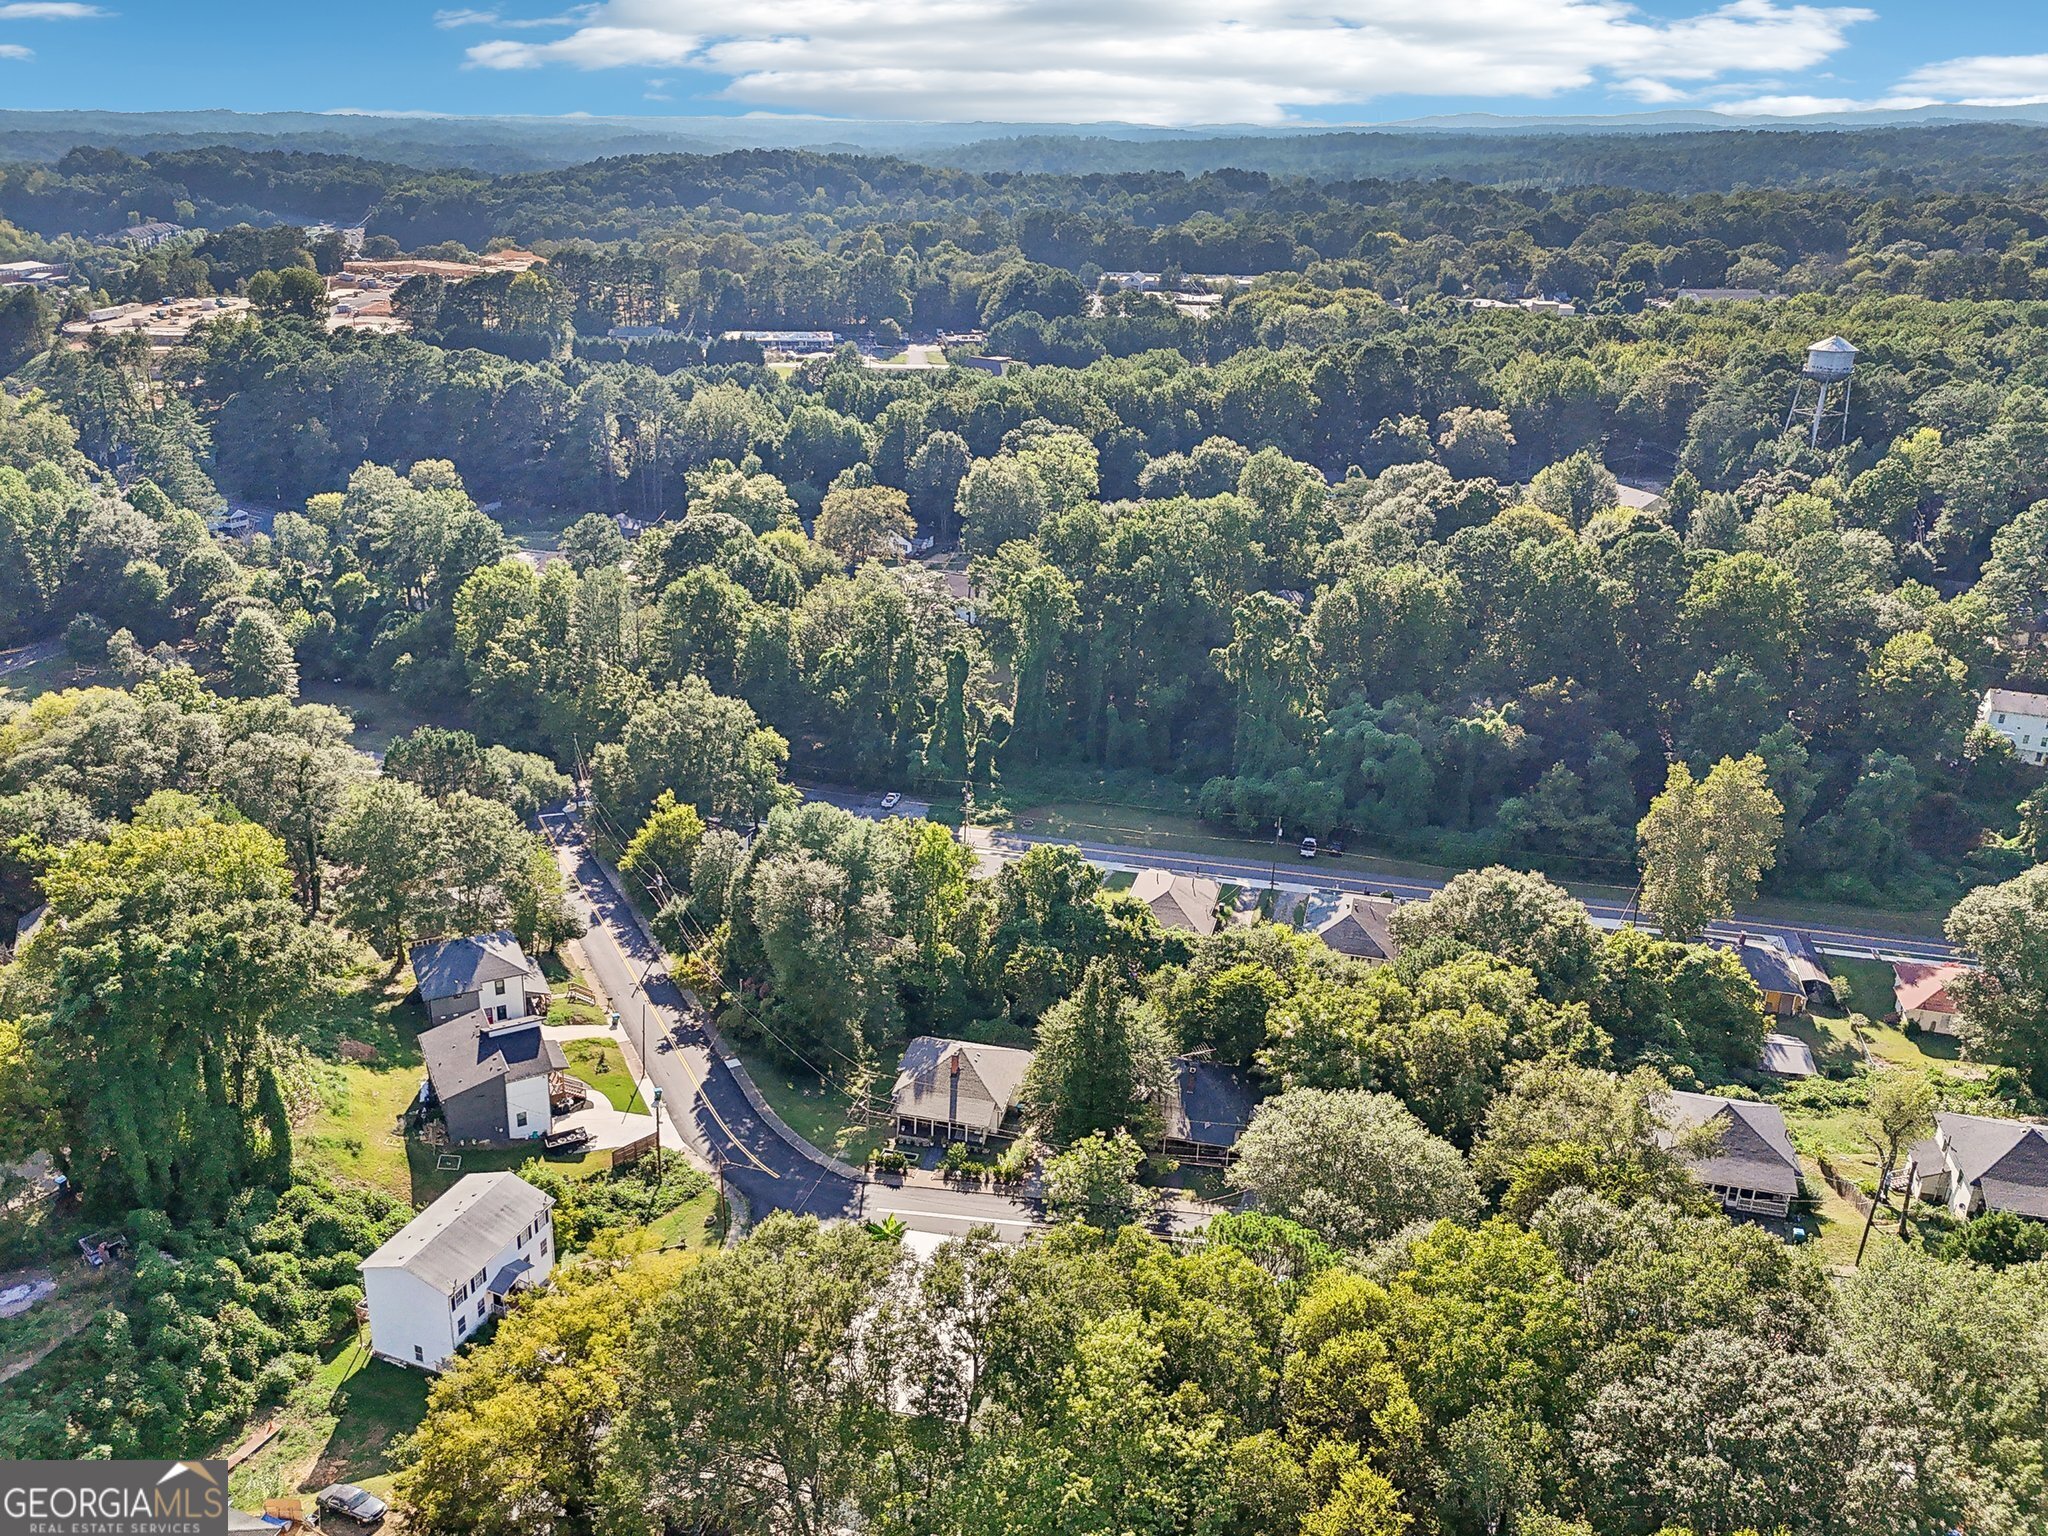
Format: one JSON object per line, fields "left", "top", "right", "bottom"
{"left": 222, "top": 609, "right": 299, "bottom": 698}
{"left": 1228, "top": 1088, "right": 1479, "bottom": 1252}
{"left": 617, "top": 790, "right": 706, "bottom": 902}
{"left": 1636, "top": 754, "right": 1782, "bottom": 942}
{"left": 1042, "top": 1129, "right": 1155, "bottom": 1229}
{"left": 400, "top": 1257, "right": 676, "bottom": 1536}
{"left": 18, "top": 804, "right": 336, "bottom": 1217}
{"left": 560, "top": 510, "right": 627, "bottom": 573}
{"left": 814, "top": 483, "right": 914, "bottom": 565}
{"left": 1021, "top": 959, "right": 1174, "bottom": 1145}
{"left": 1526, "top": 451, "right": 1618, "bottom": 529}
{"left": 1863, "top": 1073, "right": 1935, "bottom": 1187}
{"left": 605, "top": 1215, "right": 903, "bottom": 1536}
{"left": 1474, "top": 1061, "right": 1709, "bottom": 1222}
{"left": 907, "top": 430, "right": 972, "bottom": 540}
{"left": 328, "top": 777, "right": 449, "bottom": 955}
{"left": 1945, "top": 865, "right": 2048, "bottom": 1094}
{"left": 1572, "top": 1329, "right": 1954, "bottom": 1536}
{"left": 1389, "top": 868, "right": 1600, "bottom": 1002}
{"left": 220, "top": 731, "right": 373, "bottom": 916}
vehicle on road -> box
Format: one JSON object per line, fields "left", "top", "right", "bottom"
{"left": 1299, "top": 837, "right": 1317, "bottom": 859}
{"left": 881, "top": 791, "right": 902, "bottom": 809}
{"left": 316, "top": 1485, "right": 388, "bottom": 1527}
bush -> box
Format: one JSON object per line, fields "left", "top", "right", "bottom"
{"left": 520, "top": 1159, "right": 710, "bottom": 1250}
{"left": 870, "top": 1148, "right": 911, "bottom": 1175}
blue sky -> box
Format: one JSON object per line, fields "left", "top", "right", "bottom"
{"left": 4, "top": 1, "right": 2048, "bottom": 128}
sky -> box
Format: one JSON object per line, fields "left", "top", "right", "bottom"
{"left": 4, "top": 1, "right": 2048, "bottom": 129}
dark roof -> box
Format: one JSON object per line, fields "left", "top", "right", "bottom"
{"left": 1160, "top": 1059, "right": 1257, "bottom": 1151}
{"left": 1315, "top": 894, "right": 1401, "bottom": 961}
{"left": 891, "top": 1036, "right": 1034, "bottom": 1136}
{"left": 1938, "top": 1113, "right": 2048, "bottom": 1215}
{"left": 1759, "top": 1032, "right": 1816, "bottom": 1078}
{"left": 1723, "top": 935, "right": 1803, "bottom": 998}
{"left": 420, "top": 1012, "right": 566, "bottom": 1100}
{"left": 409, "top": 930, "right": 535, "bottom": 1002}
{"left": 362, "top": 1171, "right": 553, "bottom": 1291}
{"left": 1664, "top": 1091, "right": 1802, "bottom": 1197}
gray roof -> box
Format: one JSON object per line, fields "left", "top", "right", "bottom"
{"left": 362, "top": 1171, "right": 553, "bottom": 1292}
{"left": 1760, "top": 1032, "right": 1817, "bottom": 1078}
{"left": 1315, "top": 893, "right": 1402, "bottom": 961}
{"left": 1663, "top": 1091, "right": 1802, "bottom": 1197}
{"left": 892, "top": 1036, "right": 1034, "bottom": 1136}
{"left": 1937, "top": 1113, "right": 2048, "bottom": 1213}
{"left": 1722, "top": 935, "right": 1804, "bottom": 998}
{"left": 409, "top": 930, "right": 536, "bottom": 1002}
{"left": 421, "top": 1011, "right": 566, "bottom": 1100}
{"left": 1130, "top": 869, "right": 1220, "bottom": 935}
{"left": 1159, "top": 1059, "right": 1257, "bottom": 1150}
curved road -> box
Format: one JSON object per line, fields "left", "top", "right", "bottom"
{"left": 541, "top": 810, "right": 1082, "bottom": 1241}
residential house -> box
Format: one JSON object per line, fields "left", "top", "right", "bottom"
{"left": 1911, "top": 1113, "right": 2048, "bottom": 1221}
{"left": 1154, "top": 1058, "right": 1257, "bottom": 1164}
{"left": 1613, "top": 483, "right": 1667, "bottom": 513}
{"left": 1978, "top": 687, "right": 2048, "bottom": 765}
{"left": 1894, "top": 960, "right": 1970, "bottom": 1036}
{"left": 1313, "top": 893, "right": 1403, "bottom": 964}
{"left": 1719, "top": 934, "right": 1807, "bottom": 1017}
{"left": 1130, "top": 868, "right": 1221, "bottom": 936}
{"left": 1673, "top": 287, "right": 1774, "bottom": 303}
{"left": 1660, "top": 1091, "right": 1803, "bottom": 1218}
{"left": 420, "top": 1010, "right": 566, "bottom": 1144}
{"left": 410, "top": 930, "right": 552, "bottom": 1025}
{"left": 1783, "top": 932, "right": 1839, "bottom": 1008}
{"left": 1759, "top": 1032, "right": 1817, "bottom": 1078}
{"left": 361, "top": 1171, "right": 554, "bottom": 1371}
{"left": 892, "top": 1036, "right": 1035, "bottom": 1145}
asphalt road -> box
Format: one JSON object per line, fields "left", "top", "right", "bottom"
{"left": 801, "top": 787, "right": 1955, "bottom": 965}
{"left": 541, "top": 809, "right": 1065, "bottom": 1239}
{"left": 971, "top": 829, "right": 1961, "bottom": 964}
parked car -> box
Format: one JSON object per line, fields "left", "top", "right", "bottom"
{"left": 1299, "top": 837, "right": 1318, "bottom": 859}
{"left": 542, "top": 1126, "right": 593, "bottom": 1154}
{"left": 317, "top": 1485, "right": 388, "bottom": 1526}
{"left": 881, "top": 791, "right": 902, "bottom": 809}
{"left": 1322, "top": 839, "right": 1345, "bottom": 856}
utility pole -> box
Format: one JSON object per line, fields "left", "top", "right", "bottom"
{"left": 1854, "top": 1158, "right": 1893, "bottom": 1266}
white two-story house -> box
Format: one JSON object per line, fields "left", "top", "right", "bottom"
{"left": 1979, "top": 688, "right": 2048, "bottom": 766}
{"left": 361, "top": 1172, "right": 556, "bottom": 1371}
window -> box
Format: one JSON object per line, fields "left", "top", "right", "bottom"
{"left": 473, "top": 1268, "right": 487, "bottom": 1290}
{"left": 493, "top": 978, "right": 506, "bottom": 996}
{"left": 476, "top": 1298, "right": 487, "bottom": 1321}
{"left": 540, "top": 1235, "right": 549, "bottom": 1256}
{"left": 516, "top": 1110, "right": 528, "bottom": 1129}
{"left": 413, "top": 1345, "right": 424, "bottom": 1362}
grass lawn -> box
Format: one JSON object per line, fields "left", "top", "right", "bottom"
{"left": 635, "top": 1185, "right": 722, "bottom": 1251}
{"left": 1773, "top": 1011, "right": 1865, "bottom": 1077}
{"left": 226, "top": 1336, "right": 431, "bottom": 1513}
{"left": 493, "top": 505, "right": 578, "bottom": 552}
{"left": 0, "top": 654, "right": 93, "bottom": 707}
{"left": 563, "top": 1038, "right": 646, "bottom": 1114}
{"left": 1832, "top": 957, "right": 1898, "bottom": 1018}
{"left": 728, "top": 1038, "right": 885, "bottom": 1165}
{"left": 299, "top": 679, "right": 462, "bottom": 759}
{"left": 406, "top": 1140, "right": 609, "bottom": 1205}
{"left": 1102, "top": 869, "right": 1136, "bottom": 892}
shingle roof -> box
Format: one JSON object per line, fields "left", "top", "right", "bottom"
{"left": 1894, "top": 961, "right": 1968, "bottom": 1015}
{"left": 1129, "top": 869, "right": 1220, "bottom": 935}
{"left": 1982, "top": 687, "right": 2048, "bottom": 717}
{"left": 1760, "top": 1032, "right": 1816, "bottom": 1078}
{"left": 361, "top": 1172, "right": 553, "bottom": 1292}
{"left": 1315, "top": 893, "right": 1402, "bottom": 961}
{"left": 1663, "top": 1091, "right": 1802, "bottom": 1197}
{"left": 420, "top": 1012, "right": 566, "bottom": 1100}
{"left": 409, "top": 930, "right": 535, "bottom": 1002}
{"left": 1159, "top": 1059, "right": 1257, "bottom": 1150}
{"left": 1937, "top": 1113, "right": 2048, "bottom": 1214}
{"left": 1722, "top": 935, "right": 1803, "bottom": 998}
{"left": 892, "top": 1036, "right": 1034, "bottom": 1136}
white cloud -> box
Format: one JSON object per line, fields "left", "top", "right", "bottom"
{"left": 1896, "top": 52, "right": 2048, "bottom": 106}
{"left": 0, "top": 41, "right": 30, "bottom": 57}
{"left": 461, "top": 0, "right": 1874, "bottom": 125}
{"left": 0, "top": 2, "right": 105, "bottom": 17}
{"left": 436, "top": 5, "right": 594, "bottom": 28}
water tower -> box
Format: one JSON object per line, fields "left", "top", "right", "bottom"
{"left": 1784, "top": 335, "right": 1857, "bottom": 448}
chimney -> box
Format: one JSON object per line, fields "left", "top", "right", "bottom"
{"left": 950, "top": 1053, "right": 962, "bottom": 1078}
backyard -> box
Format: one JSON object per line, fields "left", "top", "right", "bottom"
{"left": 226, "top": 1339, "right": 430, "bottom": 1516}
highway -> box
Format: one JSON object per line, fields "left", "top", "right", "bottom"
{"left": 795, "top": 783, "right": 1959, "bottom": 963}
